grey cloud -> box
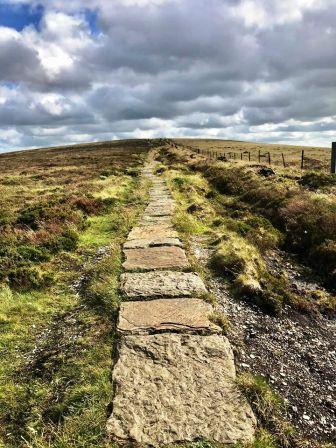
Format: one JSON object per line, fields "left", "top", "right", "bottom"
{"left": 0, "top": 30, "right": 43, "bottom": 83}
{"left": 1, "top": 0, "right": 336, "bottom": 151}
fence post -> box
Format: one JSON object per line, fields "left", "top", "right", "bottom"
{"left": 301, "top": 150, "right": 304, "bottom": 169}
{"left": 331, "top": 142, "right": 336, "bottom": 174}
{"left": 258, "top": 150, "right": 261, "bottom": 163}
{"left": 268, "top": 152, "right": 271, "bottom": 165}
{"left": 240, "top": 152, "right": 243, "bottom": 160}
{"left": 281, "top": 153, "right": 286, "bottom": 168}
{"left": 248, "top": 152, "right": 251, "bottom": 162}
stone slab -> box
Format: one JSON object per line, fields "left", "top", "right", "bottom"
{"left": 120, "top": 271, "right": 206, "bottom": 298}
{"left": 107, "top": 334, "right": 256, "bottom": 446}
{"left": 118, "top": 298, "right": 219, "bottom": 334}
{"left": 139, "top": 215, "right": 172, "bottom": 226}
{"left": 123, "top": 237, "right": 182, "bottom": 249}
{"left": 149, "top": 190, "right": 172, "bottom": 198}
{"left": 149, "top": 186, "right": 169, "bottom": 190}
{"left": 123, "top": 246, "right": 190, "bottom": 271}
{"left": 148, "top": 199, "right": 175, "bottom": 206}
{"left": 127, "top": 225, "right": 178, "bottom": 241}
{"left": 144, "top": 205, "right": 174, "bottom": 216}
{"left": 151, "top": 182, "right": 167, "bottom": 187}
{"left": 149, "top": 195, "right": 172, "bottom": 201}
{"left": 149, "top": 188, "right": 171, "bottom": 194}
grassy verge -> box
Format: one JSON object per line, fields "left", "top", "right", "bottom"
{"left": 0, "top": 143, "right": 149, "bottom": 447}
{"left": 160, "top": 146, "right": 335, "bottom": 314}
{"left": 161, "top": 155, "right": 334, "bottom": 448}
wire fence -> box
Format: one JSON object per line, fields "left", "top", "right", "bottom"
{"left": 177, "top": 142, "right": 336, "bottom": 174}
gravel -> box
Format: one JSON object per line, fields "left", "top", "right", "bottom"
{"left": 191, "top": 239, "right": 336, "bottom": 444}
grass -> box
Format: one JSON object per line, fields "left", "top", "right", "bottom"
{"left": 161, "top": 145, "right": 336, "bottom": 313}
{"left": 237, "top": 373, "right": 293, "bottom": 447}
{"left": 160, "top": 142, "right": 335, "bottom": 447}
{"left": 0, "top": 140, "right": 150, "bottom": 447}
{"left": 1, "top": 138, "right": 334, "bottom": 447}
{"left": 175, "top": 138, "right": 331, "bottom": 172}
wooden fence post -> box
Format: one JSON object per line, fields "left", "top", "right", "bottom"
{"left": 268, "top": 152, "right": 271, "bottom": 165}
{"left": 281, "top": 153, "right": 286, "bottom": 168}
{"left": 331, "top": 143, "right": 336, "bottom": 174}
{"left": 301, "top": 150, "right": 305, "bottom": 169}
{"left": 258, "top": 150, "right": 261, "bottom": 163}
{"left": 248, "top": 152, "right": 251, "bottom": 162}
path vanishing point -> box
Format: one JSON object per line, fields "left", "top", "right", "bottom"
{"left": 107, "top": 152, "right": 256, "bottom": 446}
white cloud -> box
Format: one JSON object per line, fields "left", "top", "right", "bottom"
{"left": 0, "top": 0, "right": 335, "bottom": 151}
{"left": 232, "top": 0, "right": 331, "bottom": 28}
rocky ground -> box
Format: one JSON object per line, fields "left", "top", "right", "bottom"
{"left": 191, "top": 238, "right": 336, "bottom": 444}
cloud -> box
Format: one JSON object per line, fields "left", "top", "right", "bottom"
{"left": 0, "top": 0, "right": 335, "bottom": 152}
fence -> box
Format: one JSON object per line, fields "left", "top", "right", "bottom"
{"left": 182, "top": 142, "right": 336, "bottom": 173}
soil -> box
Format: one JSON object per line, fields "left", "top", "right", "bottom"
{"left": 191, "top": 237, "right": 336, "bottom": 444}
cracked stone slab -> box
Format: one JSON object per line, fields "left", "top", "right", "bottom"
{"left": 120, "top": 271, "right": 206, "bottom": 298}
{"left": 123, "top": 246, "right": 190, "bottom": 271}
{"left": 127, "top": 225, "right": 178, "bottom": 241}
{"left": 107, "top": 334, "right": 256, "bottom": 446}
{"left": 117, "top": 298, "right": 219, "bottom": 334}
{"left": 123, "top": 237, "right": 182, "bottom": 249}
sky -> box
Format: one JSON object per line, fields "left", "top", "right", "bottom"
{"left": 0, "top": 0, "right": 335, "bottom": 152}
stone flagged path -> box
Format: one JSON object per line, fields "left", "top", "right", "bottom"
{"left": 107, "top": 156, "right": 256, "bottom": 446}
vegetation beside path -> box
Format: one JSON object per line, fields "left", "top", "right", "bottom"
{"left": 1, "top": 138, "right": 334, "bottom": 448}
{"left": 160, "top": 144, "right": 336, "bottom": 315}
{"left": 0, "top": 141, "right": 149, "bottom": 447}
{"left": 157, "top": 144, "right": 335, "bottom": 448}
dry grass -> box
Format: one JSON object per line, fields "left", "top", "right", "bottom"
{"left": 0, "top": 139, "right": 150, "bottom": 448}
{"left": 175, "top": 138, "right": 331, "bottom": 172}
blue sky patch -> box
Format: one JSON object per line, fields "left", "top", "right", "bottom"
{"left": 0, "top": 2, "right": 44, "bottom": 30}
{"left": 84, "top": 9, "right": 99, "bottom": 36}
{"left": 0, "top": 3, "right": 100, "bottom": 35}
